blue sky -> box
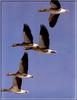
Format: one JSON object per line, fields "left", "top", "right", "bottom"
{"left": 0, "top": 0, "right": 76, "bottom": 99}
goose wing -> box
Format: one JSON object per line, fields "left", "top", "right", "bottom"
{"left": 50, "top": 0, "right": 61, "bottom": 9}
{"left": 49, "top": 14, "right": 60, "bottom": 27}
{"left": 0, "top": 77, "right": 22, "bottom": 91}
{"left": 39, "top": 25, "right": 50, "bottom": 49}
{"left": 12, "top": 76, "right": 22, "bottom": 90}
{"left": 23, "top": 24, "right": 33, "bottom": 44}
{"left": 18, "top": 52, "right": 28, "bottom": 74}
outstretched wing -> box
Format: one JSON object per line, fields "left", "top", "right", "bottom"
{"left": 0, "top": 77, "right": 22, "bottom": 91}
{"left": 39, "top": 25, "right": 50, "bottom": 49}
{"left": 49, "top": 14, "right": 60, "bottom": 27}
{"left": 50, "top": 0, "right": 61, "bottom": 9}
{"left": 18, "top": 52, "right": 28, "bottom": 74}
{"left": 23, "top": 24, "right": 33, "bottom": 44}
{"left": 13, "top": 76, "right": 22, "bottom": 90}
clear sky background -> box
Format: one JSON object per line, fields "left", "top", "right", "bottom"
{"left": 0, "top": 0, "right": 76, "bottom": 99}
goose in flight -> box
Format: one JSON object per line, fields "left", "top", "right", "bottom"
{"left": 12, "top": 24, "right": 56, "bottom": 54}
{"left": 38, "top": 0, "right": 69, "bottom": 27}
{"left": 7, "top": 52, "right": 33, "bottom": 78}
{"left": 0, "top": 76, "right": 29, "bottom": 94}
{"left": 11, "top": 24, "right": 38, "bottom": 49}
{"left": 25, "top": 24, "right": 56, "bottom": 54}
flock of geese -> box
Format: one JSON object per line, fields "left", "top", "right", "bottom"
{"left": 0, "top": 0, "right": 69, "bottom": 94}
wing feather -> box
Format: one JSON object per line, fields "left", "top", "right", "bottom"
{"left": 49, "top": 14, "right": 60, "bottom": 27}
{"left": 23, "top": 24, "right": 33, "bottom": 44}
{"left": 50, "top": 0, "right": 61, "bottom": 9}
{"left": 39, "top": 25, "right": 49, "bottom": 49}
{"left": 13, "top": 76, "right": 22, "bottom": 90}
{"left": 19, "top": 53, "right": 28, "bottom": 74}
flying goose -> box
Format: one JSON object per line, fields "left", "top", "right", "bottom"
{"left": 25, "top": 24, "right": 56, "bottom": 54}
{"left": 12, "top": 24, "right": 56, "bottom": 54}
{"left": 38, "top": 0, "right": 69, "bottom": 27}
{"left": 7, "top": 52, "right": 33, "bottom": 78}
{"left": 11, "top": 24, "right": 38, "bottom": 49}
{"left": 0, "top": 76, "right": 29, "bottom": 94}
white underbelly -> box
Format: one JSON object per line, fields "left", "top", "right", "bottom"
{"left": 50, "top": 8, "right": 66, "bottom": 14}
{"left": 16, "top": 90, "right": 27, "bottom": 93}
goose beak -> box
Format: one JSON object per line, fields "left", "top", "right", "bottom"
{"left": 11, "top": 44, "right": 17, "bottom": 47}
{"left": 25, "top": 90, "right": 29, "bottom": 93}
{"left": 55, "top": 51, "right": 57, "bottom": 53}
{"left": 6, "top": 73, "right": 15, "bottom": 76}
{"left": 6, "top": 73, "right": 10, "bottom": 76}
{"left": 66, "top": 9, "right": 69, "bottom": 13}
{"left": 31, "top": 75, "right": 33, "bottom": 78}
{"left": 51, "top": 50, "right": 57, "bottom": 54}
{"left": 38, "top": 9, "right": 42, "bottom": 12}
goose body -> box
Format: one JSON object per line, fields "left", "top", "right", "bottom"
{"left": 11, "top": 24, "right": 38, "bottom": 49}
{"left": 0, "top": 77, "right": 29, "bottom": 94}
{"left": 12, "top": 24, "right": 56, "bottom": 54}
{"left": 38, "top": 8, "right": 67, "bottom": 14}
{"left": 7, "top": 73, "right": 33, "bottom": 78}
{"left": 38, "top": 0, "right": 69, "bottom": 27}
{"left": 33, "top": 49, "right": 56, "bottom": 54}
{"left": 49, "top": 8, "right": 68, "bottom": 14}
{"left": 25, "top": 25, "right": 56, "bottom": 54}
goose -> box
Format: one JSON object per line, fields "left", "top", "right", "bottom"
{"left": 25, "top": 24, "right": 56, "bottom": 54}
{"left": 0, "top": 76, "right": 29, "bottom": 94}
{"left": 11, "top": 24, "right": 38, "bottom": 49}
{"left": 12, "top": 24, "right": 56, "bottom": 54}
{"left": 38, "top": 0, "right": 69, "bottom": 27}
{"left": 7, "top": 52, "right": 33, "bottom": 78}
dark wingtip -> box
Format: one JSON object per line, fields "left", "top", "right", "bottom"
{"left": 49, "top": 14, "right": 60, "bottom": 28}
{"left": 22, "top": 52, "right": 28, "bottom": 62}
{"left": 40, "top": 24, "right": 46, "bottom": 29}
{"left": 49, "top": 22, "right": 55, "bottom": 28}
{"left": 40, "top": 24, "right": 49, "bottom": 38}
{"left": 40, "top": 24, "right": 43, "bottom": 27}
{"left": 23, "top": 52, "right": 28, "bottom": 57}
{"left": 50, "top": 0, "right": 61, "bottom": 9}
{"left": 23, "top": 24, "right": 28, "bottom": 28}
{"left": 23, "top": 24, "right": 29, "bottom": 31}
